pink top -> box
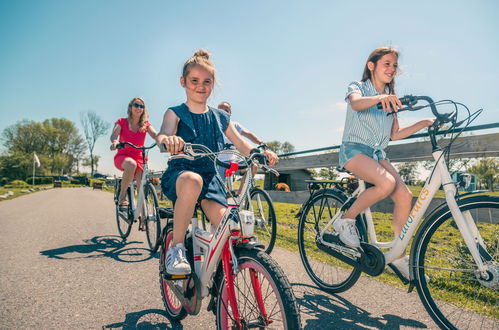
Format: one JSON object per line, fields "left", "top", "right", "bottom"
{"left": 115, "top": 118, "right": 151, "bottom": 160}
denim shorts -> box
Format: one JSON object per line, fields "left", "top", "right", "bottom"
{"left": 339, "top": 142, "right": 388, "bottom": 169}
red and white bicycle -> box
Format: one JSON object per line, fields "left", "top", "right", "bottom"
{"left": 158, "top": 143, "right": 301, "bottom": 329}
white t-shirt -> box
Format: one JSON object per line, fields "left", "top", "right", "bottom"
{"left": 220, "top": 121, "right": 246, "bottom": 162}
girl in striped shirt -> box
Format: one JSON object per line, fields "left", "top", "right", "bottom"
{"left": 335, "top": 47, "right": 434, "bottom": 282}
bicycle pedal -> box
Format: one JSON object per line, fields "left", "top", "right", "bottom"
{"left": 322, "top": 232, "right": 342, "bottom": 245}
{"left": 161, "top": 272, "right": 191, "bottom": 280}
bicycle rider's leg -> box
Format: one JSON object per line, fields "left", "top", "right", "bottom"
{"left": 200, "top": 199, "right": 226, "bottom": 229}
{"left": 172, "top": 171, "right": 203, "bottom": 246}
{"left": 379, "top": 160, "right": 412, "bottom": 240}
{"left": 343, "top": 154, "right": 396, "bottom": 219}
{"left": 119, "top": 157, "right": 137, "bottom": 202}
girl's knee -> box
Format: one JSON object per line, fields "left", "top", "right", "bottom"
{"left": 177, "top": 172, "right": 203, "bottom": 190}
{"left": 377, "top": 175, "right": 396, "bottom": 198}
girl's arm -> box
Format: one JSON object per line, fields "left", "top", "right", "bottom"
{"left": 226, "top": 122, "right": 278, "bottom": 166}
{"left": 110, "top": 123, "right": 121, "bottom": 150}
{"left": 147, "top": 124, "right": 158, "bottom": 140}
{"left": 391, "top": 117, "right": 435, "bottom": 141}
{"left": 156, "top": 109, "right": 184, "bottom": 154}
{"left": 349, "top": 93, "right": 402, "bottom": 113}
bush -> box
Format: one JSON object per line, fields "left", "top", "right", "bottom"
{"left": 5, "top": 180, "right": 30, "bottom": 188}
{"left": 28, "top": 177, "right": 53, "bottom": 185}
{"left": 0, "top": 177, "right": 8, "bottom": 186}
{"left": 89, "top": 179, "right": 105, "bottom": 187}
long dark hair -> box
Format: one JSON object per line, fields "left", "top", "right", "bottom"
{"left": 361, "top": 47, "right": 399, "bottom": 95}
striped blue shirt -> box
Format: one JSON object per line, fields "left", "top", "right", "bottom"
{"left": 341, "top": 79, "right": 394, "bottom": 151}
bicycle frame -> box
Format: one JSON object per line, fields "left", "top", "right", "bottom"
{"left": 320, "top": 148, "right": 488, "bottom": 271}
{"left": 166, "top": 149, "right": 271, "bottom": 325}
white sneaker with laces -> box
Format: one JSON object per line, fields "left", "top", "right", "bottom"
{"left": 165, "top": 243, "right": 191, "bottom": 275}
{"left": 387, "top": 256, "right": 430, "bottom": 283}
{"left": 333, "top": 217, "right": 360, "bottom": 248}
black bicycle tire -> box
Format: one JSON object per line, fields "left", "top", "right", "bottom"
{"left": 215, "top": 249, "right": 301, "bottom": 329}
{"left": 298, "top": 190, "right": 364, "bottom": 293}
{"left": 412, "top": 195, "right": 499, "bottom": 330}
{"left": 159, "top": 224, "right": 188, "bottom": 321}
{"left": 145, "top": 183, "right": 161, "bottom": 252}
{"left": 115, "top": 180, "right": 133, "bottom": 239}
{"left": 248, "top": 188, "right": 277, "bottom": 254}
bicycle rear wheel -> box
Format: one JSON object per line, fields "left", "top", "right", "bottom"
{"left": 115, "top": 179, "right": 132, "bottom": 239}
{"left": 215, "top": 249, "right": 301, "bottom": 329}
{"left": 144, "top": 182, "right": 161, "bottom": 252}
{"left": 242, "top": 188, "right": 277, "bottom": 254}
{"left": 298, "top": 190, "right": 364, "bottom": 293}
{"left": 413, "top": 195, "right": 499, "bottom": 330}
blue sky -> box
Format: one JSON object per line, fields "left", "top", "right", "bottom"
{"left": 1, "top": 0, "right": 498, "bottom": 175}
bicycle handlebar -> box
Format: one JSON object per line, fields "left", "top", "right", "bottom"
{"left": 377, "top": 95, "right": 457, "bottom": 124}
{"left": 168, "top": 143, "right": 277, "bottom": 174}
{"left": 116, "top": 141, "right": 157, "bottom": 150}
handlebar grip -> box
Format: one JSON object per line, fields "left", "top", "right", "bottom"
{"left": 377, "top": 94, "right": 416, "bottom": 110}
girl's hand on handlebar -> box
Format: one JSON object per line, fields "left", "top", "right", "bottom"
{"left": 110, "top": 140, "right": 119, "bottom": 151}
{"left": 378, "top": 95, "right": 402, "bottom": 113}
{"left": 157, "top": 135, "right": 185, "bottom": 154}
{"left": 263, "top": 149, "right": 278, "bottom": 166}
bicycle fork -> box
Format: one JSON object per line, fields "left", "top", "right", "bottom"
{"left": 221, "top": 238, "right": 270, "bottom": 328}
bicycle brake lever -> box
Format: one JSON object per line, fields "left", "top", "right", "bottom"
{"left": 262, "top": 165, "right": 280, "bottom": 177}
{"left": 169, "top": 154, "right": 195, "bottom": 161}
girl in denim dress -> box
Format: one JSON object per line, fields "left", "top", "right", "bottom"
{"left": 335, "top": 47, "right": 434, "bottom": 282}
{"left": 156, "top": 50, "right": 278, "bottom": 275}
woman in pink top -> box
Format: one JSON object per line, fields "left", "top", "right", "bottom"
{"left": 110, "top": 97, "right": 157, "bottom": 228}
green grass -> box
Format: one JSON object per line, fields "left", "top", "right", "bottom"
{"left": 0, "top": 185, "right": 52, "bottom": 201}
{"left": 271, "top": 200, "right": 498, "bottom": 320}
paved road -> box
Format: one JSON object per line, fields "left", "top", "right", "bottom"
{"left": 0, "top": 188, "right": 439, "bottom": 329}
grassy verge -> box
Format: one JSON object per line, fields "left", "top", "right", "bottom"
{"left": 0, "top": 185, "right": 55, "bottom": 201}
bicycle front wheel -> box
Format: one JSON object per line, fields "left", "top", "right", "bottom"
{"left": 413, "top": 195, "right": 499, "bottom": 330}
{"left": 298, "top": 190, "right": 364, "bottom": 293}
{"left": 115, "top": 180, "right": 132, "bottom": 239}
{"left": 244, "top": 188, "right": 277, "bottom": 254}
{"left": 215, "top": 249, "right": 301, "bottom": 329}
{"left": 144, "top": 182, "right": 161, "bottom": 252}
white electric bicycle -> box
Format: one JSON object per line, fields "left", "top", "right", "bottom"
{"left": 297, "top": 95, "right": 498, "bottom": 329}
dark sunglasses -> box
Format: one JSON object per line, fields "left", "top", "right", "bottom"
{"left": 132, "top": 103, "right": 145, "bottom": 109}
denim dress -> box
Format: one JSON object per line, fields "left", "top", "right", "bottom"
{"left": 160, "top": 103, "right": 230, "bottom": 206}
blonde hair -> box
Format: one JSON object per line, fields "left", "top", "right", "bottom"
{"left": 361, "top": 47, "right": 399, "bottom": 95}
{"left": 182, "top": 49, "right": 216, "bottom": 81}
{"left": 127, "top": 97, "right": 148, "bottom": 131}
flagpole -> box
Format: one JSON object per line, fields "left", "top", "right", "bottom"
{"left": 32, "top": 152, "right": 36, "bottom": 185}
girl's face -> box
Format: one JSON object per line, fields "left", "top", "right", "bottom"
{"left": 181, "top": 65, "right": 214, "bottom": 104}
{"left": 370, "top": 53, "right": 398, "bottom": 85}
{"left": 131, "top": 100, "right": 145, "bottom": 118}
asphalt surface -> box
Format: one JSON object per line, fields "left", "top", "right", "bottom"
{"left": 0, "top": 187, "right": 441, "bottom": 329}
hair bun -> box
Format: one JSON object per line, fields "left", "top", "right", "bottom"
{"left": 194, "top": 49, "right": 210, "bottom": 60}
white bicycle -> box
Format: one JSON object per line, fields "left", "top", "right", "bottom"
{"left": 297, "top": 95, "right": 498, "bottom": 329}
{"left": 114, "top": 142, "right": 162, "bottom": 252}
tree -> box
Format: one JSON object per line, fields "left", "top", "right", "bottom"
{"left": 311, "top": 167, "right": 338, "bottom": 180}
{"left": 266, "top": 140, "right": 295, "bottom": 155}
{"left": 1, "top": 118, "right": 86, "bottom": 180}
{"left": 468, "top": 158, "right": 498, "bottom": 191}
{"left": 396, "top": 162, "right": 419, "bottom": 185}
{"left": 80, "top": 111, "right": 110, "bottom": 176}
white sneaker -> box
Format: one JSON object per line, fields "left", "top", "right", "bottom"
{"left": 333, "top": 218, "right": 360, "bottom": 248}
{"left": 387, "top": 256, "right": 430, "bottom": 283}
{"left": 165, "top": 243, "right": 191, "bottom": 275}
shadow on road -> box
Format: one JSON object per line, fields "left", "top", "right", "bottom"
{"left": 292, "top": 283, "right": 428, "bottom": 329}
{"left": 103, "top": 308, "right": 183, "bottom": 329}
{"left": 40, "top": 235, "right": 154, "bottom": 263}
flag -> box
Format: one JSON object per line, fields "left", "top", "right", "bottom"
{"left": 34, "top": 152, "right": 41, "bottom": 167}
